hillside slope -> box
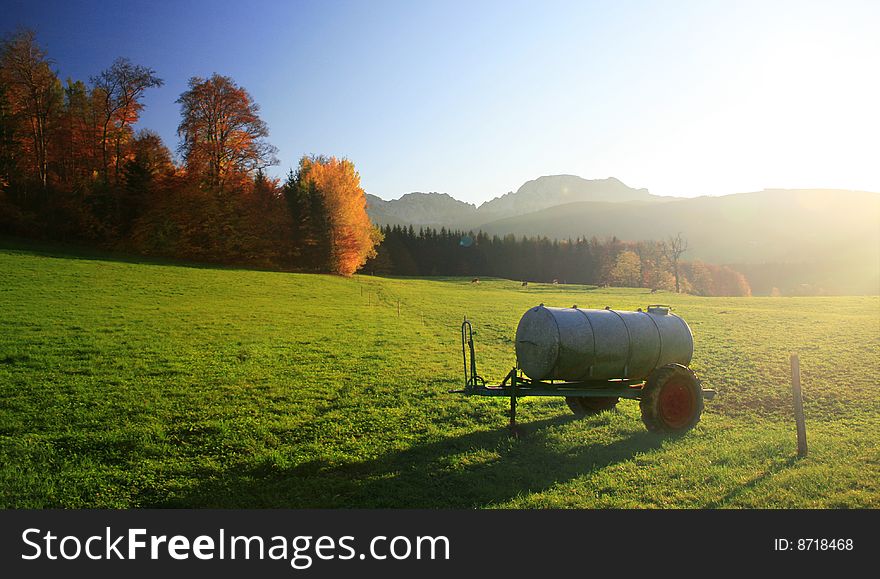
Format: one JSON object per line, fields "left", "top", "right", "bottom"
{"left": 1, "top": 247, "right": 877, "bottom": 508}
{"left": 480, "top": 189, "right": 879, "bottom": 258}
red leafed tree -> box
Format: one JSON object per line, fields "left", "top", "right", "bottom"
{"left": 55, "top": 79, "right": 101, "bottom": 187}
{"left": 91, "top": 58, "right": 163, "bottom": 184}
{"left": 0, "top": 29, "right": 62, "bottom": 191}
{"left": 295, "top": 155, "right": 382, "bottom": 276}
{"left": 176, "top": 74, "right": 277, "bottom": 190}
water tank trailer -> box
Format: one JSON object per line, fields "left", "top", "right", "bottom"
{"left": 455, "top": 305, "right": 715, "bottom": 433}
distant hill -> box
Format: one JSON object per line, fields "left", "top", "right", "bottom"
{"left": 366, "top": 176, "right": 880, "bottom": 295}
{"left": 477, "top": 175, "right": 673, "bottom": 220}
{"left": 366, "top": 192, "right": 479, "bottom": 229}
{"left": 479, "top": 189, "right": 877, "bottom": 258}
{"left": 367, "top": 175, "right": 674, "bottom": 227}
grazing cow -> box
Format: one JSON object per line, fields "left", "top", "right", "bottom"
{"left": 521, "top": 281, "right": 528, "bottom": 287}
{"left": 471, "top": 278, "right": 480, "bottom": 284}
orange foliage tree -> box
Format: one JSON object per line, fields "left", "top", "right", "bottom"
{"left": 294, "top": 155, "right": 382, "bottom": 276}
{"left": 91, "top": 58, "right": 163, "bottom": 184}
{"left": 176, "top": 74, "right": 277, "bottom": 190}
{"left": 608, "top": 249, "right": 641, "bottom": 287}
{"left": 680, "top": 260, "right": 752, "bottom": 296}
{"left": 0, "top": 29, "right": 61, "bottom": 191}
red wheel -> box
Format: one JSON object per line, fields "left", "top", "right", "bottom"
{"left": 658, "top": 378, "right": 697, "bottom": 429}
{"left": 640, "top": 364, "right": 703, "bottom": 434}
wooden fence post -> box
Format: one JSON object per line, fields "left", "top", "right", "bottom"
{"left": 791, "top": 353, "right": 808, "bottom": 458}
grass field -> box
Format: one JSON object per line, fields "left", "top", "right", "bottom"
{"left": 1, "top": 244, "right": 878, "bottom": 508}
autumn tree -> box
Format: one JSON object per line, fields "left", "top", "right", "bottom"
{"left": 650, "top": 269, "right": 677, "bottom": 292}
{"left": 292, "top": 155, "right": 381, "bottom": 276}
{"left": 233, "top": 170, "right": 289, "bottom": 268}
{"left": 126, "top": 129, "right": 174, "bottom": 179}
{"left": 681, "top": 261, "right": 751, "bottom": 297}
{"left": 661, "top": 232, "right": 689, "bottom": 293}
{"left": 91, "top": 58, "right": 163, "bottom": 183}
{"left": 593, "top": 236, "right": 623, "bottom": 285}
{"left": 0, "top": 74, "right": 16, "bottom": 190}
{"left": 719, "top": 265, "right": 752, "bottom": 297}
{"left": 176, "top": 74, "right": 278, "bottom": 189}
{"left": 609, "top": 249, "right": 641, "bottom": 287}
{"left": 684, "top": 260, "right": 714, "bottom": 296}
{"left": 55, "top": 79, "right": 100, "bottom": 187}
{"left": 0, "top": 29, "right": 61, "bottom": 191}
{"left": 633, "top": 240, "right": 661, "bottom": 287}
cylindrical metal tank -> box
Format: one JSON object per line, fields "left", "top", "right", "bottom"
{"left": 514, "top": 305, "right": 694, "bottom": 381}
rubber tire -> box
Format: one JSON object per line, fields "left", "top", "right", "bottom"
{"left": 566, "top": 396, "right": 620, "bottom": 418}
{"left": 640, "top": 364, "right": 703, "bottom": 434}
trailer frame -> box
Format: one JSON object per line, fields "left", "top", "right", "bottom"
{"left": 452, "top": 318, "right": 715, "bottom": 432}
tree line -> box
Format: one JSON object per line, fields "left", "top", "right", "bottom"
{"left": 365, "top": 226, "right": 751, "bottom": 296}
{"left": 0, "top": 29, "right": 379, "bottom": 275}
{"left": 0, "top": 29, "right": 750, "bottom": 293}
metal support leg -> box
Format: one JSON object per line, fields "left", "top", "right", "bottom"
{"left": 509, "top": 374, "right": 519, "bottom": 437}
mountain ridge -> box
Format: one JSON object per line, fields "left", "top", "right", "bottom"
{"left": 366, "top": 174, "right": 676, "bottom": 227}
{"left": 365, "top": 175, "right": 880, "bottom": 294}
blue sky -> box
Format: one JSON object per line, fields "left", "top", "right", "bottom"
{"left": 3, "top": 0, "right": 879, "bottom": 204}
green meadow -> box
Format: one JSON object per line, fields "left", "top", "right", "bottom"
{"left": 0, "top": 245, "right": 877, "bottom": 508}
